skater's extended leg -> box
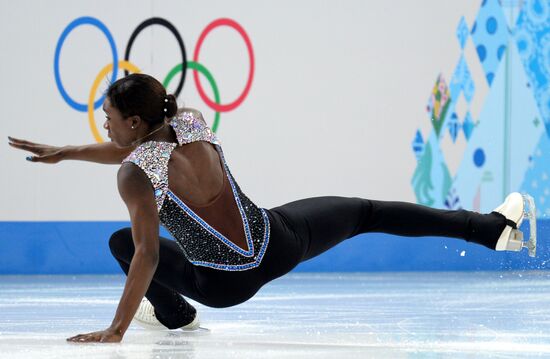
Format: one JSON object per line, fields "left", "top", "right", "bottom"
{"left": 270, "top": 196, "right": 507, "bottom": 261}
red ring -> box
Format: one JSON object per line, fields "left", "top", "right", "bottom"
{"left": 193, "top": 18, "right": 254, "bottom": 112}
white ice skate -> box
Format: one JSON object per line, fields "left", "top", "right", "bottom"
{"left": 493, "top": 192, "right": 537, "bottom": 257}
{"left": 132, "top": 298, "right": 201, "bottom": 331}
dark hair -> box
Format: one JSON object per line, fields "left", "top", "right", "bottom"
{"left": 106, "top": 73, "right": 178, "bottom": 125}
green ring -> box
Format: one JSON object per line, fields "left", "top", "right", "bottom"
{"left": 163, "top": 61, "right": 221, "bottom": 133}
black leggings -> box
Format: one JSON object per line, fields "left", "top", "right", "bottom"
{"left": 109, "top": 196, "right": 506, "bottom": 328}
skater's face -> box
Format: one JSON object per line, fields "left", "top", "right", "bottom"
{"left": 103, "top": 97, "right": 139, "bottom": 147}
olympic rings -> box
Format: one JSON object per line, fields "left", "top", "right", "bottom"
{"left": 124, "top": 18, "right": 187, "bottom": 99}
{"left": 193, "top": 18, "right": 255, "bottom": 113}
{"left": 54, "top": 17, "right": 118, "bottom": 112}
{"left": 88, "top": 61, "right": 141, "bottom": 143}
{"left": 54, "top": 16, "right": 255, "bottom": 142}
{"left": 164, "top": 62, "right": 221, "bottom": 133}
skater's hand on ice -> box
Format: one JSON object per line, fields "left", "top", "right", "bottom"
{"left": 66, "top": 327, "right": 123, "bottom": 343}
{"left": 8, "top": 136, "right": 66, "bottom": 164}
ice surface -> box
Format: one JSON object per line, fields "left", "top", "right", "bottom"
{"left": 1, "top": 272, "right": 550, "bottom": 358}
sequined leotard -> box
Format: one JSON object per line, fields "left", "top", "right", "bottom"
{"left": 123, "top": 110, "right": 270, "bottom": 271}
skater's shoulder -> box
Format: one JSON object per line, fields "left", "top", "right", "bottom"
{"left": 117, "top": 162, "right": 157, "bottom": 204}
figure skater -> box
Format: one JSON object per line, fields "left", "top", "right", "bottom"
{"left": 8, "top": 74, "right": 536, "bottom": 343}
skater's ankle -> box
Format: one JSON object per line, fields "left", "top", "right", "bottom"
{"left": 466, "top": 212, "right": 507, "bottom": 250}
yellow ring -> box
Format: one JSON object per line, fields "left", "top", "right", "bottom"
{"left": 88, "top": 61, "right": 141, "bottom": 143}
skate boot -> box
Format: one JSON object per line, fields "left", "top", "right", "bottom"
{"left": 492, "top": 192, "right": 537, "bottom": 257}
{"left": 133, "top": 297, "right": 201, "bottom": 331}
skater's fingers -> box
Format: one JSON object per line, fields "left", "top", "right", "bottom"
{"left": 8, "top": 136, "right": 29, "bottom": 144}
{"left": 8, "top": 141, "right": 44, "bottom": 155}
{"left": 68, "top": 333, "right": 97, "bottom": 342}
{"left": 78, "top": 335, "right": 96, "bottom": 342}
{"left": 7, "top": 137, "right": 43, "bottom": 146}
{"left": 67, "top": 334, "right": 85, "bottom": 342}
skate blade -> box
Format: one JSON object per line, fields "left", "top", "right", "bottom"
{"left": 180, "top": 326, "right": 210, "bottom": 333}
{"left": 133, "top": 320, "right": 166, "bottom": 331}
{"left": 522, "top": 194, "right": 537, "bottom": 257}
{"left": 134, "top": 323, "right": 210, "bottom": 333}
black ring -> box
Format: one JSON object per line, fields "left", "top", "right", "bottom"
{"left": 124, "top": 17, "right": 187, "bottom": 98}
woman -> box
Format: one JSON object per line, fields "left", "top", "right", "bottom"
{"left": 8, "top": 74, "right": 535, "bottom": 343}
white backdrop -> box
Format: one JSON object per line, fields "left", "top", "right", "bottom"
{"left": 0, "top": 0, "right": 479, "bottom": 220}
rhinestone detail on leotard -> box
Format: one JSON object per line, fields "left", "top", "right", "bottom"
{"left": 122, "top": 110, "right": 270, "bottom": 271}
{"left": 172, "top": 110, "right": 220, "bottom": 146}
{"left": 123, "top": 141, "right": 177, "bottom": 210}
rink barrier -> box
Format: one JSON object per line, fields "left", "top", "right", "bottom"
{"left": 0, "top": 220, "right": 547, "bottom": 274}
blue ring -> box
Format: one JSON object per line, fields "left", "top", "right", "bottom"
{"left": 54, "top": 17, "right": 118, "bottom": 112}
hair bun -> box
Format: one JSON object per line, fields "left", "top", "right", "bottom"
{"left": 165, "top": 94, "right": 178, "bottom": 118}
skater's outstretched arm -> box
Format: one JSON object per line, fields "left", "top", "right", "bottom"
{"left": 8, "top": 136, "right": 135, "bottom": 164}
